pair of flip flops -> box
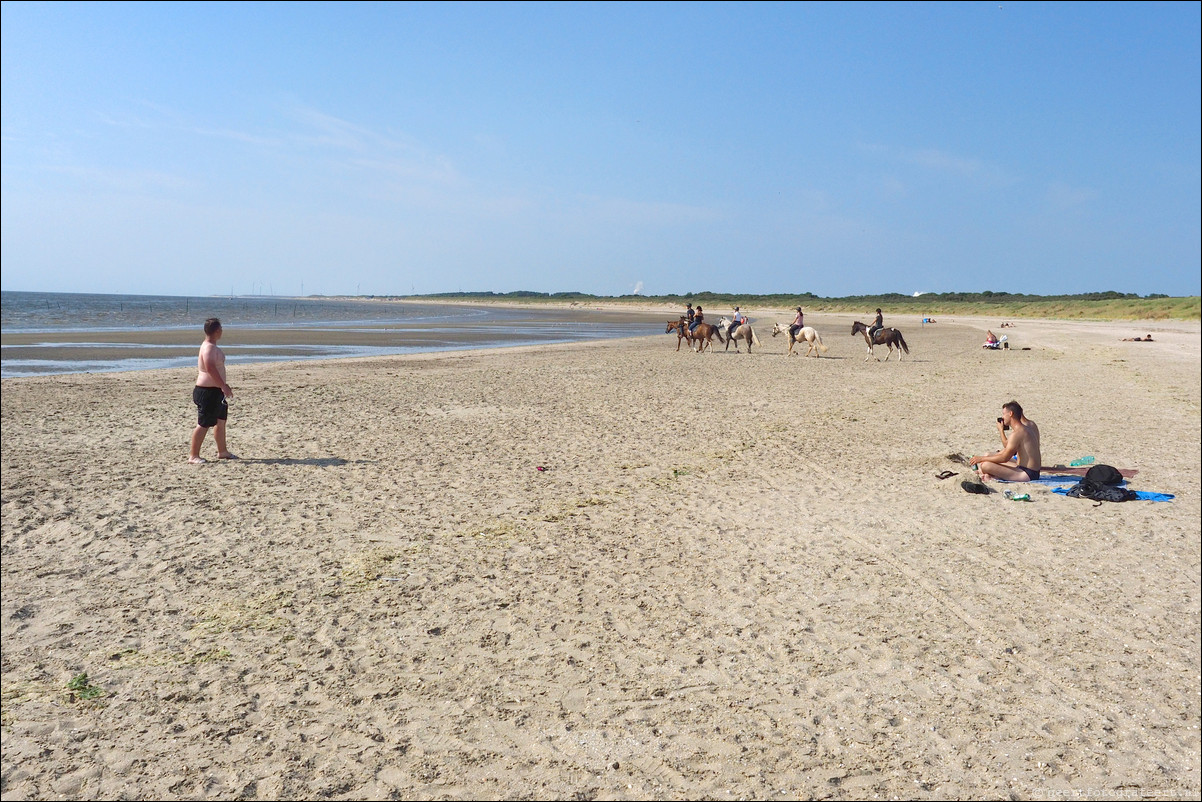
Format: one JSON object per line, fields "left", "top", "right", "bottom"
{"left": 935, "top": 470, "right": 958, "bottom": 480}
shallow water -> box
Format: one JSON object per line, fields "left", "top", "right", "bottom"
{"left": 1, "top": 292, "right": 661, "bottom": 378}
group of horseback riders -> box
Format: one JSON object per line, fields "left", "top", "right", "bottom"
{"left": 684, "top": 302, "right": 748, "bottom": 341}
{"left": 684, "top": 303, "right": 887, "bottom": 342}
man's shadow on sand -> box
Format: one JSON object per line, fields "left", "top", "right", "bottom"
{"left": 236, "top": 457, "right": 373, "bottom": 467}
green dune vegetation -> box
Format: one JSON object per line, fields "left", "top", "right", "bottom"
{"left": 400, "top": 290, "right": 1200, "bottom": 321}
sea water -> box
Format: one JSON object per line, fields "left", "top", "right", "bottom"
{"left": 1, "top": 291, "right": 656, "bottom": 378}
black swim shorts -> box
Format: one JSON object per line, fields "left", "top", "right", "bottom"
{"left": 193, "top": 386, "right": 227, "bottom": 428}
{"left": 1017, "top": 465, "right": 1041, "bottom": 481}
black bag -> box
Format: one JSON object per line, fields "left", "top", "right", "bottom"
{"left": 1084, "top": 464, "right": 1124, "bottom": 485}
{"left": 1066, "top": 464, "right": 1138, "bottom": 502}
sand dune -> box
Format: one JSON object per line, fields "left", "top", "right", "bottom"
{"left": 2, "top": 313, "right": 1198, "bottom": 799}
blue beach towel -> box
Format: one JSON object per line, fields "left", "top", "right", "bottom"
{"left": 1051, "top": 487, "right": 1175, "bottom": 502}
{"left": 998, "top": 474, "right": 1093, "bottom": 487}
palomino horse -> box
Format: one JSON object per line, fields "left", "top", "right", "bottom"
{"left": 717, "top": 317, "right": 761, "bottom": 353}
{"left": 771, "top": 322, "right": 828, "bottom": 357}
{"left": 666, "top": 319, "right": 724, "bottom": 352}
{"left": 851, "top": 321, "right": 910, "bottom": 362}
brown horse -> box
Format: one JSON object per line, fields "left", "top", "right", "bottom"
{"left": 666, "top": 319, "right": 697, "bottom": 351}
{"left": 666, "top": 318, "right": 723, "bottom": 352}
{"left": 851, "top": 321, "right": 910, "bottom": 362}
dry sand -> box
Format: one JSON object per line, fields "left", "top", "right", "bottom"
{"left": 2, "top": 313, "right": 1199, "bottom": 800}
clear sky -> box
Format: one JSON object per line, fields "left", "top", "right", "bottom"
{"left": 3, "top": 1, "right": 1199, "bottom": 298}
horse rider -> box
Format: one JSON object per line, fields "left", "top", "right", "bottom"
{"left": 685, "top": 303, "right": 695, "bottom": 328}
{"left": 788, "top": 306, "right": 804, "bottom": 338}
{"left": 689, "top": 305, "right": 704, "bottom": 333}
{"left": 727, "top": 306, "right": 746, "bottom": 339}
{"left": 867, "top": 308, "right": 884, "bottom": 341}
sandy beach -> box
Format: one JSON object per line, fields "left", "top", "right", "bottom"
{"left": 2, "top": 313, "right": 1199, "bottom": 800}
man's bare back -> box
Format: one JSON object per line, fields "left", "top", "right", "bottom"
{"left": 1009, "top": 418, "right": 1041, "bottom": 471}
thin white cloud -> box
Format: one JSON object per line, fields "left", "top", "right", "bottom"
{"left": 574, "top": 194, "right": 722, "bottom": 226}
{"left": 287, "top": 106, "right": 429, "bottom": 158}
{"left": 905, "top": 148, "right": 994, "bottom": 178}
{"left": 282, "top": 105, "right": 473, "bottom": 193}
{"left": 348, "top": 155, "right": 463, "bottom": 188}
{"left": 861, "top": 142, "right": 1015, "bottom": 187}
{"left": 1044, "top": 180, "right": 1097, "bottom": 210}
{"left": 42, "top": 164, "right": 193, "bottom": 192}
{"left": 192, "top": 127, "right": 282, "bottom": 147}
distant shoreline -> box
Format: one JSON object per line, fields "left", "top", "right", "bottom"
{"left": 5, "top": 289, "right": 1198, "bottom": 323}
{"left": 331, "top": 293, "right": 1202, "bottom": 322}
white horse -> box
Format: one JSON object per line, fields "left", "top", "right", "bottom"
{"left": 771, "top": 322, "right": 828, "bottom": 357}
{"left": 718, "top": 317, "right": 761, "bottom": 353}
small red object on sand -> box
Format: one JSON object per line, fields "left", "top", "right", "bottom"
{"left": 536, "top": 466, "right": 547, "bottom": 472}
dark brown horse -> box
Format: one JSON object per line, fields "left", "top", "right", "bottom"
{"left": 851, "top": 321, "right": 910, "bottom": 362}
{"left": 666, "top": 318, "right": 723, "bottom": 352}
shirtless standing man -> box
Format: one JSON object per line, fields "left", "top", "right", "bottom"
{"left": 970, "top": 401, "right": 1040, "bottom": 481}
{"left": 189, "top": 317, "right": 236, "bottom": 464}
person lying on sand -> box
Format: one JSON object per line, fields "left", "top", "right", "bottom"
{"left": 969, "top": 401, "right": 1041, "bottom": 481}
{"left": 1121, "top": 334, "right": 1154, "bottom": 342}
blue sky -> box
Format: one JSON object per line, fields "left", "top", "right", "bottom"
{"left": 3, "top": 1, "right": 1199, "bottom": 298}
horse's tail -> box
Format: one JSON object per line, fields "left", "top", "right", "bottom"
{"left": 817, "top": 333, "right": 828, "bottom": 353}
{"left": 751, "top": 328, "right": 761, "bottom": 347}
{"left": 896, "top": 330, "right": 910, "bottom": 354}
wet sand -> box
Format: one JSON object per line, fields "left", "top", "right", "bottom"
{"left": 2, "top": 313, "right": 1199, "bottom": 800}
{"left": 1, "top": 303, "right": 668, "bottom": 375}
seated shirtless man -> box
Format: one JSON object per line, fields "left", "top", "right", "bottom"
{"left": 969, "top": 401, "right": 1041, "bottom": 481}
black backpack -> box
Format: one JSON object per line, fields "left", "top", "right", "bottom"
{"left": 1066, "top": 464, "right": 1138, "bottom": 502}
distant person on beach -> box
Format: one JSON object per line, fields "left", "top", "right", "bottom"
{"left": 789, "top": 307, "right": 804, "bottom": 338}
{"left": 689, "top": 305, "right": 704, "bottom": 333}
{"left": 189, "top": 318, "right": 237, "bottom": 464}
{"left": 1121, "top": 334, "right": 1154, "bottom": 342}
{"left": 970, "top": 401, "right": 1041, "bottom": 481}
{"left": 867, "top": 308, "right": 884, "bottom": 340}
